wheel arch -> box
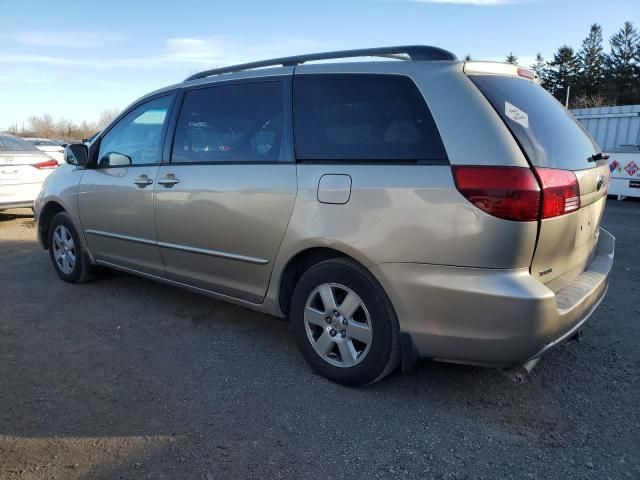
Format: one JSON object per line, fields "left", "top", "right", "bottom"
{"left": 277, "top": 246, "right": 372, "bottom": 317}
{"left": 38, "top": 200, "right": 66, "bottom": 249}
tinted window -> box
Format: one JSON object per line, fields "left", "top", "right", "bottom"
{"left": 294, "top": 74, "right": 447, "bottom": 162}
{"left": 0, "top": 134, "right": 40, "bottom": 152}
{"left": 470, "top": 75, "right": 598, "bottom": 170}
{"left": 97, "top": 95, "right": 170, "bottom": 167}
{"left": 172, "top": 81, "right": 285, "bottom": 163}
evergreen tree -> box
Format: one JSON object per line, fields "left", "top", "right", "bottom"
{"left": 505, "top": 52, "right": 518, "bottom": 65}
{"left": 531, "top": 53, "right": 546, "bottom": 78}
{"left": 606, "top": 21, "right": 640, "bottom": 104}
{"left": 545, "top": 46, "right": 580, "bottom": 103}
{"left": 578, "top": 24, "right": 606, "bottom": 98}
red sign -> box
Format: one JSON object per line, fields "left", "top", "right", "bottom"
{"left": 624, "top": 161, "right": 639, "bottom": 177}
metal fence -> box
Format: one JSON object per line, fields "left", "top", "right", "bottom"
{"left": 571, "top": 105, "right": 640, "bottom": 152}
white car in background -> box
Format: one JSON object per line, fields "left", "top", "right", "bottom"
{"left": 23, "top": 137, "right": 65, "bottom": 164}
{"left": 0, "top": 134, "right": 59, "bottom": 211}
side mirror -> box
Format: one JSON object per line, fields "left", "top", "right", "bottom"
{"left": 98, "top": 152, "right": 131, "bottom": 167}
{"left": 64, "top": 143, "right": 89, "bottom": 167}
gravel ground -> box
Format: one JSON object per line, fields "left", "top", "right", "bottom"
{"left": 0, "top": 201, "right": 638, "bottom": 480}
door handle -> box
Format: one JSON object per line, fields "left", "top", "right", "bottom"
{"left": 133, "top": 175, "right": 153, "bottom": 187}
{"left": 157, "top": 174, "right": 180, "bottom": 188}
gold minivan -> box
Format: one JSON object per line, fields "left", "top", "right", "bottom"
{"left": 35, "top": 46, "right": 614, "bottom": 385}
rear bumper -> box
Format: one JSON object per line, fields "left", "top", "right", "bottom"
{"left": 370, "top": 228, "right": 615, "bottom": 367}
{"left": 0, "top": 183, "right": 42, "bottom": 211}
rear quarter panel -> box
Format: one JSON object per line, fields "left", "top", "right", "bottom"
{"left": 278, "top": 164, "right": 537, "bottom": 268}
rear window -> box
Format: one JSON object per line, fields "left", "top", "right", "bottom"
{"left": 0, "top": 135, "right": 40, "bottom": 152}
{"left": 294, "top": 74, "right": 447, "bottom": 163}
{"left": 470, "top": 75, "right": 598, "bottom": 170}
{"left": 27, "top": 139, "right": 59, "bottom": 147}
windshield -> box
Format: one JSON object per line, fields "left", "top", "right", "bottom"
{"left": 0, "top": 134, "right": 41, "bottom": 152}
{"left": 470, "top": 75, "right": 599, "bottom": 170}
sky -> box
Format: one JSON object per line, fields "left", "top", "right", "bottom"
{"left": 0, "top": 0, "right": 638, "bottom": 130}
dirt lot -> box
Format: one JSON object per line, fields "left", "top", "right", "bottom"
{"left": 0, "top": 201, "right": 638, "bottom": 480}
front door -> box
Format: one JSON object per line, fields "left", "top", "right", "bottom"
{"left": 154, "top": 79, "right": 296, "bottom": 303}
{"left": 78, "top": 94, "right": 173, "bottom": 276}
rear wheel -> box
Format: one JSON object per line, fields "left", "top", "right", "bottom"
{"left": 48, "top": 212, "right": 93, "bottom": 283}
{"left": 291, "top": 258, "right": 399, "bottom": 386}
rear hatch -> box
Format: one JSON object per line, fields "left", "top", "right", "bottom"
{"left": 467, "top": 68, "right": 609, "bottom": 292}
{"left": 0, "top": 135, "right": 57, "bottom": 186}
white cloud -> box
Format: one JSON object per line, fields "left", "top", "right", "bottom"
{"left": 0, "top": 36, "right": 331, "bottom": 70}
{"left": 163, "top": 35, "right": 331, "bottom": 66}
{"left": 8, "top": 31, "right": 128, "bottom": 49}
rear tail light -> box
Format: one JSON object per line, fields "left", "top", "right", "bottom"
{"left": 32, "top": 159, "right": 58, "bottom": 169}
{"left": 534, "top": 167, "right": 580, "bottom": 218}
{"left": 452, "top": 166, "right": 541, "bottom": 221}
{"left": 453, "top": 166, "right": 580, "bottom": 222}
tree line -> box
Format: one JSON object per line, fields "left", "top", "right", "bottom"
{"left": 470, "top": 21, "right": 640, "bottom": 108}
{"left": 6, "top": 109, "right": 119, "bottom": 141}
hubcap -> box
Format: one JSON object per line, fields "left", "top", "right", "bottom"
{"left": 304, "top": 283, "right": 373, "bottom": 368}
{"left": 52, "top": 225, "right": 76, "bottom": 275}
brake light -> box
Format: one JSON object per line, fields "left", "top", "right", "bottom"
{"left": 453, "top": 166, "right": 581, "bottom": 221}
{"left": 534, "top": 167, "right": 580, "bottom": 218}
{"left": 517, "top": 68, "right": 536, "bottom": 80}
{"left": 452, "top": 166, "right": 541, "bottom": 221}
{"left": 32, "top": 159, "right": 58, "bottom": 169}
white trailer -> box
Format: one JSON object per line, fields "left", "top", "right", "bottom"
{"left": 606, "top": 151, "right": 640, "bottom": 199}
{"left": 571, "top": 105, "right": 640, "bottom": 199}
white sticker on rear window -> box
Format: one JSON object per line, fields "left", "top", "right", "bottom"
{"left": 505, "top": 101, "right": 529, "bottom": 128}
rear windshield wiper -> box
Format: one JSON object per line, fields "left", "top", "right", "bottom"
{"left": 588, "top": 152, "right": 609, "bottom": 163}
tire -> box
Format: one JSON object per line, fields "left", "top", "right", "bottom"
{"left": 48, "top": 212, "right": 93, "bottom": 283}
{"left": 291, "top": 258, "right": 400, "bottom": 386}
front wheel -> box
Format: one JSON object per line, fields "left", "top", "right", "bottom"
{"left": 291, "top": 258, "right": 400, "bottom": 386}
{"left": 48, "top": 212, "right": 93, "bottom": 283}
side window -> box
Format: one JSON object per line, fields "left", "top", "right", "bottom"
{"left": 97, "top": 95, "right": 171, "bottom": 167}
{"left": 172, "top": 81, "right": 284, "bottom": 163}
{"left": 294, "top": 74, "right": 447, "bottom": 162}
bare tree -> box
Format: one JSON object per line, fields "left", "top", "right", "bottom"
{"left": 572, "top": 93, "right": 610, "bottom": 108}
{"left": 78, "top": 120, "right": 97, "bottom": 139}
{"left": 55, "top": 118, "right": 74, "bottom": 139}
{"left": 7, "top": 123, "right": 19, "bottom": 136}
{"left": 97, "top": 108, "right": 119, "bottom": 130}
{"left": 9, "top": 111, "right": 117, "bottom": 141}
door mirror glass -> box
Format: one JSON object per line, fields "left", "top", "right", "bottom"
{"left": 98, "top": 152, "right": 132, "bottom": 167}
{"left": 64, "top": 143, "right": 89, "bottom": 166}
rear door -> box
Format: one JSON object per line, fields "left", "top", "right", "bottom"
{"left": 470, "top": 74, "right": 609, "bottom": 291}
{"left": 154, "top": 77, "right": 296, "bottom": 303}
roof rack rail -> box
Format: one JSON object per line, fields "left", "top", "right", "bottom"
{"left": 184, "top": 45, "right": 457, "bottom": 81}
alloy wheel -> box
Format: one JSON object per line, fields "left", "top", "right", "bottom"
{"left": 303, "top": 283, "right": 373, "bottom": 368}
{"left": 52, "top": 225, "right": 76, "bottom": 275}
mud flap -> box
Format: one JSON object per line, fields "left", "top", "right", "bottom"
{"left": 400, "top": 332, "right": 421, "bottom": 373}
